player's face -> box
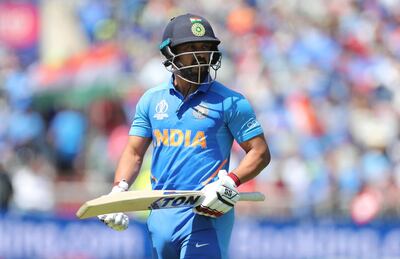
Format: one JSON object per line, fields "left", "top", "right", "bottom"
{"left": 174, "top": 42, "right": 213, "bottom": 65}
{"left": 173, "top": 42, "right": 215, "bottom": 84}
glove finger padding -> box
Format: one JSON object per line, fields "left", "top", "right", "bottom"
{"left": 208, "top": 200, "right": 231, "bottom": 214}
{"left": 104, "top": 213, "right": 129, "bottom": 231}
{"left": 194, "top": 171, "right": 240, "bottom": 218}
{"left": 103, "top": 213, "right": 115, "bottom": 224}
{"left": 114, "top": 213, "right": 124, "bottom": 225}
{"left": 113, "top": 218, "right": 129, "bottom": 231}
{"left": 194, "top": 205, "right": 222, "bottom": 218}
{"left": 99, "top": 211, "right": 129, "bottom": 231}
{"left": 98, "top": 214, "right": 106, "bottom": 222}
{"left": 98, "top": 180, "right": 130, "bottom": 231}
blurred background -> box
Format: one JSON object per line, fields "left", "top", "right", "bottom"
{"left": 1, "top": 0, "right": 400, "bottom": 258}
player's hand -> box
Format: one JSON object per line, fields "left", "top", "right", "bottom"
{"left": 98, "top": 180, "right": 130, "bottom": 231}
{"left": 194, "top": 170, "right": 240, "bottom": 218}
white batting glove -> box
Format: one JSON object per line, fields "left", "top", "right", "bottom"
{"left": 194, "top": 170, "right": 240, "bottom": 218}
{"left": 98, "top": 180, "right": 130, "bottom": 231}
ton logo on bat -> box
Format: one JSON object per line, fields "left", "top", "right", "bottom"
{"left": 150, "top": 195, "right": 202, "bottom": 209}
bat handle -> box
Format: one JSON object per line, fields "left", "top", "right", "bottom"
{"left": 238, "top": 192, "right": 265, "bottom": 202}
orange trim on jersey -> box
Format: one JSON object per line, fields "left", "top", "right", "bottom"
{"left": 201, "top": 159, "right": 228, "bottom": 186}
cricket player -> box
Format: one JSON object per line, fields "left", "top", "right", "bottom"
{"left": 99, "top": 13, "right": 271, "bottom": 259}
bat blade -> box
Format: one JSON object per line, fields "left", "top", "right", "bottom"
{"left": 76, "top": 190, "right": 265, "bottom": 219}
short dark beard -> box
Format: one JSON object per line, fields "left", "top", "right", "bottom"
{"left": 179, "top": 66, "right": 209, "bottom": 83}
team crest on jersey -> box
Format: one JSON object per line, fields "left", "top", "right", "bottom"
{"left": 192, "top": 103, "right": 208, "bottom": 119}
{"left": 154, "top": 100, "right": 169, "bottom": 120}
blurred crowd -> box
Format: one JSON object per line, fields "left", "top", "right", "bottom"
{"left": 0, "top": 0, "right": 400, "bottom": 222}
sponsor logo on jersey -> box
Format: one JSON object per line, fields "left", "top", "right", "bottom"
{"left": 149, "top": 195, "right": 202, "bottom": 209}
{"left": 154, "top": 100, "right": 169, "bottom": 120}
{"left": 195, "top": 243, "right": 209, "bottom": 248}
{"left": 192, "top": 103, "right": 209, "bottom": 119}
{"left": 246, "top": 119, "right": 260, "bottom": 129}
{"left": 153, "top": 129, "right": 207, "bottom": 149}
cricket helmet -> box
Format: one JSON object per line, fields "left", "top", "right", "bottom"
{"left": 159, "top": 13, "right": 222, "bottom": 84}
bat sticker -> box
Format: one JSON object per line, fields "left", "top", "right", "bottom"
{"left": 149, "top": 195, "right": 202, "bottom": 209}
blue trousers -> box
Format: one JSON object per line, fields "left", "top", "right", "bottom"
{"left": 147, "top": 207, "right": 234, "bottom": 259}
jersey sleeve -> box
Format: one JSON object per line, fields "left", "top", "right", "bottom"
{"left": 225, "top": 95, "right": 264, "bottom": 143}
{"left": 129, "top": 92, "right": 152, "bottom": 138}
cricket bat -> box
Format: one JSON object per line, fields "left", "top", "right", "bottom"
{"left": 76, "top": 190, "right": 265, "bottom": 219}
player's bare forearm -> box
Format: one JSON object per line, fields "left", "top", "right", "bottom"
{"left": 114, "top": 136, "right": 152, "bottom": 185}
{"left": 231, "top": 135, "right": 271, "bottom": 184}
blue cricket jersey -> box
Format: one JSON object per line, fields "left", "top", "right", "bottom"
{"left": 129, "top": 78, "right": 263, "bottom": 190}
{"left": 129, "top": 77, "right": 263, "bottom": 259}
